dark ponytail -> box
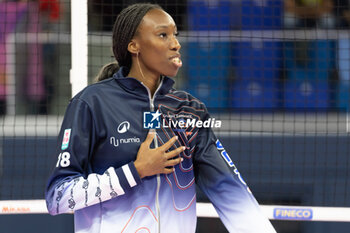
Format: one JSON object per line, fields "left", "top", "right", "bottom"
{"left": 94, "top": 62, "right": 120, "bottom": 82}
{"left": 96, "top": 3, "right": 162, "bottom": 82}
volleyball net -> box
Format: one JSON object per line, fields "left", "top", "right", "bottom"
{"left": 0, "top": 0, "right": 350, "bottom": 232}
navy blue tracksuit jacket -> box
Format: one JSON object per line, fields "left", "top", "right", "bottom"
{"left": 45, "top": 67, "right": 276, "bottom": 233}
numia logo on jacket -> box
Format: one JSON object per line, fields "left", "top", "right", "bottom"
{"left": 110, "top": 121, "right": 140, "bottom": 147}
{"left": 143, "top": 110, "right": 222, "bottom": 129}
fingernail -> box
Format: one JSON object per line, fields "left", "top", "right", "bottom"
{"left": 182, "top": 146, "right": 186, "bottom": 150}
{"left": 175, "top": 136, "right": 178, "bottom": 140}
{"left": 181, "top": 158, "right": 184, "bottom": 162}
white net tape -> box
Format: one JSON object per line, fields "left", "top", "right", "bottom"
{"left": 1, "top": 200, "right": 350, "bottom": 222}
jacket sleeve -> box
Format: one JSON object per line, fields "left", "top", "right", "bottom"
{"left": 193, "top": 111, "right": 276, "bottom": 233}
{"left": 45, "top": 98, "right": 141, "bottom": 215}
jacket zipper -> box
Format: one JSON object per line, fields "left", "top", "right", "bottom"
{"left": 141, "top": 79, "right": 163, "bottom": 233}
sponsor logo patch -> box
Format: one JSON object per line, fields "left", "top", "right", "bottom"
{"left": 274, "top": 208, "right": 313, "bottom": 220}
{"left": 143, "top": 110, "right": 161, "bottom": 129}
{"left": 117, "top": 121, "right": 130, "bottom": 133}
{"left": 143, "top": 110, "right": 222, "bottom": 129}
{"left": 61, "top": 129, "right": 71, "bottom": 150}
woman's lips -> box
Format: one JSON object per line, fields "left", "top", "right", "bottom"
{"left": 171, "top": 56, "right": 182, "bottom": 68}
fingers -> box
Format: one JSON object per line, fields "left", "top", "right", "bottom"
{"left": 166, "top": 157, "right": 183, "bottom": 167}
{"left": 161, "top": 135, "right": 178, "bottom": 152}
{"left": 165, "top": 146, "right": 185, "bottom": 160}
{"left": 162, "top": 167, "right": 175, "bottom": 174}
{"left": 143, "top": 130, "right": 156, "bottom": 146}
{"left": 162, "top": 157, "right": 183, "bottom": 174}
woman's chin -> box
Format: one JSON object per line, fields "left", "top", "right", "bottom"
{"left": 164, "top": 69, "right": 180, "bottom": 78}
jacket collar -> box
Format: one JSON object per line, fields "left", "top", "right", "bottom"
{"left": 113, "top": 66, "right": 175, "bottom": 96}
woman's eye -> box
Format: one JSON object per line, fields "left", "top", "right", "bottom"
{"left": 159, "top": 33, "right": 167, "bottom": 38}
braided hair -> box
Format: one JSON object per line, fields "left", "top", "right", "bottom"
{"left": 96, "top": 3, "right": 162, "bottom": 82}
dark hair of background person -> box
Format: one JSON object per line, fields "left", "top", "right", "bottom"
{"left": 95, "top": 3, "right": 162, "bottom": 82}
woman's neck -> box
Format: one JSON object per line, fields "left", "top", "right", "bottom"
{"left": 128, "top": 64, "right": 161, "bottom": 96}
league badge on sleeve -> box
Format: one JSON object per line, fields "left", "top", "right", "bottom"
{"left": 61, "top": 128, "right": 71, "bottom": 150}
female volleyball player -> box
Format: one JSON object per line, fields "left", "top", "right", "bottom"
{"left": 45, "top": 3, "right": 276, "bottom": 233}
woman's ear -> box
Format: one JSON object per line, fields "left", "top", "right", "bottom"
{"left": 127, "top": 39, "right": 139, "bottom": 55}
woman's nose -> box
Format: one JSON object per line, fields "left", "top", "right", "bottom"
{"left": 170, "top": 37, "right": 181, "bottom": 51}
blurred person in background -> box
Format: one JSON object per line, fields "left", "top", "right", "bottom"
{"left": 0, "top": 0, "right": 62, "bottom": 115}
{"left": 0, "top": 0, "right": 27, "bottom": 114}
{"left": 283, "top": 0, "right": 336, "bottom": 77}
{"left": 25, "top": 0, "right": 62, "bottom": 114}
{"left": 284, "top": 0, "right": 336, "bottom": 28}
{"left": 22, "top": 0, "right": 46, "bottom": 114}
{"left": 334, "top": 0, "right": 350, "bottom": 99}
{"left": 333, "top": 0, "right": 350, "bottom": 27}
{"left": 37, "top": 0, "right": 62, "bottom": 114}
